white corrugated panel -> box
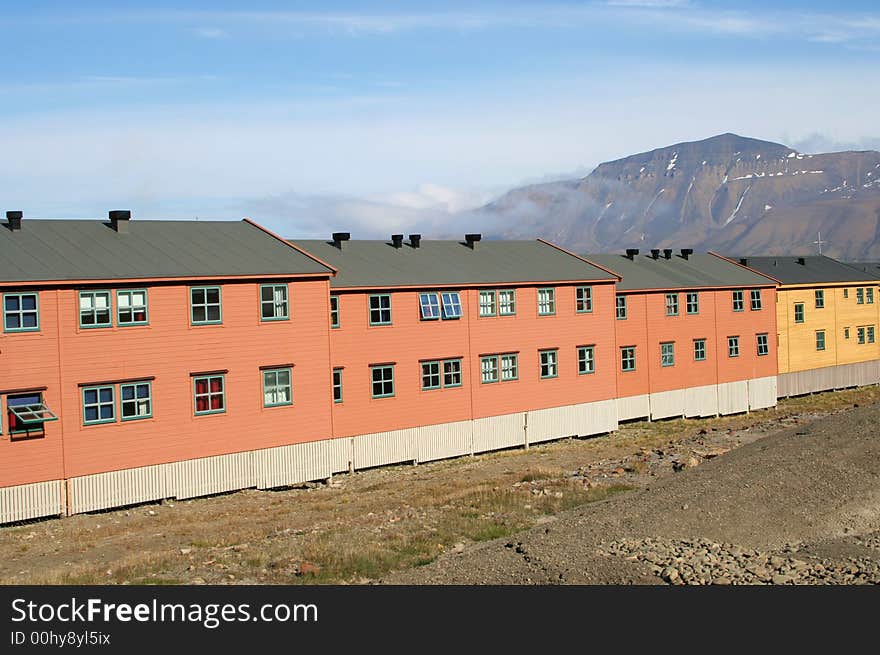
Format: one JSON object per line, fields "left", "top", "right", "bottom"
{"left": 580, "top": 399, "right": 618, "bottom": 436}
{"left": 417, "top": 421, "right": 473, "bottom": 463}
{"left": 717, "top": 381, "right": 749, "bottom": 415}
{"left": 748, "top": 376, "right": 778, "bottom": 410}
{"left": 169, "top": 451, "right": 255, "bottom": 500}
{"left": 472, "top": 413, "right": 525, "bottom": 454}
{"left": 617, "top": 394, "right": 650, "bottom": 421}
{"left": 649, "top": 389, "right": 685, "bottom": 420}
{"left": 527, "top": 405, "right": 580, "bottom": 444}
{"left": 254, "top": 441, "right": 332, "bottom": 489}
{"left": 835, "top": 361, "right": 880, "bottom": 389}
{"left": 0, "top": 479, "right": 65, "bottom": 524}
{"left": 327, "top": 437, "right": 354, "bottom": 474}
{"left": 68, "top": 464, "right": 170, "bottom": 514}
{"left": 352, "top": 428, "right": 416, "bottom": 470}
{"left": 684, "top": 384, "right": 718, "bottom": 417}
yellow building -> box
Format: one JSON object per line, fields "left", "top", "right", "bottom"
{"left": 740, "top": 256, "right": 880, "bottom": 396}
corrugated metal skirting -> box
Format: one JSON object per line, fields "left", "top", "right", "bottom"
{"left": 472, "top": 413, "right": 526, "bottom": 454}
{"left": 417, "top": 421, "right": 473, "bottom": 463}
{"left": 649, "top": 389, "right": 685, "bottom": 420}
{"left": 684, "top": 384, "right": 719, "bottom": 418}
{"left": 0, "top": 479, "right": 65, "bottom": 524}
{"left": 170, "top": 451, "right": 254, "bottom": 500}
{"left": 717, "top": 381, "right": 749, "bottom": 415}
{"left": 617, "top": 394, "right": 650, "bottom": 421}
{"left": 747, "top": 376, "right": 777, "bottom": 410}
{"left": 255, "top": 441, "right": 332, "bottom": 489}
{"left": 68, "top": 463, "right": 169, "bottom": 515}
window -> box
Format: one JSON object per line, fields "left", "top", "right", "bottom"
{"left": 6, "top": 393, "right": 57, "bottom": 434}
{"left": 815, "top": 290, "right": 825, "bottom": 309}
{"left": 117, "top": 289, "right": 148, "bottom": 325}
{"left": 870, "top": 326, "right": 876, "bottom": 343}
{"left": 3, "top": 293, "right": 39, "bottom": 332}
{"left": 577, "top": 346, "right": 595, "bottom": 375}
{"left": 79, "top": 291, "right": 112, "bottom": 328}
{"left": 728, "top": 336, "right": 740, "bottom": 358}
{"left": 440, "top": 292, "right": 462, "bottom": 320}
{"left": 660, "top": 342, "right": 675, "bottom": 367}
{"left": 539, "top": 349, "right": 558, "bottom": 378}
{"left": 757, "top": 333, "right": 769, "bottom": 356}
{"left": 869, "top": 288, "right": 875, "bottom": 304}
{"left": 480, "top": 356, "right": 499, "bottom": 384}
{"left": 845, "top": 327, "right": 850, "bottom": 340}
{"left": 686, "top": 292, "right": 699, "bottom": 315}
{"left": 576, "top": 287, "right": 593, "bottom": 313}
{"left": 263, "top": 368, "right": 293, "bottom": 407}
{"left": 815, "top": 330, "right": 826, "bottom": 351}
{"left": 537, "top": 288, "right": 556, "bottom": 316}
{"left": 194, "top": 375, "right": 225, "bottom": 414}
{"left": 732, "top": 290, "right": 744, "bottom": 312}
{"left": 369, "top": 294, "right": 392, "bottom": 325}
{"left": 665, "top": 293, "right": 679, "bottom": 316}
{"left": 82, "top": 386, "right": 115, "bottom": 424}
{"left": 857, "top": 288, "right": 864, "bottom": 304}
{"left": 620, "top": 346, "right": 636, "bottom": 372}
{"left": 750, "top": 289, "right": 762, "bottom": 311}
{"left": 421, "top": 361, "right": 441, "bottom": 390}
{"left": 370, "top": 365, "right": 394, "bottom": 398}
{"left": 479, "top": 290, "right": 497, "bottom": 317}
{"left": 858, "top": 327, "right": 866, "bottom": 344}
{"left": 260, "top": 284, "right": 289, "bottom": 321}
{"left": 500, "top": 354, "right": 518, "bottom": 381}
{"left": 844, "top": 288, "right": 849, "bottom": 299}
{"left": 443, "top": 359, "right": 462, "bottom": 387}
{"left": 794, "top": 303, "right": 805, "bottom": 323}
{"left": 330, "top": 295, "right": 340, "bottom": 328}
{"left": 616, "top": 295, "right": 627, "bottom": 320}
{"left": 333, "top": 368, "right": 343, "bottom": 403}
{"left": 419, "top": 293, "right": 441, "bottom": 320}
{"left": 120, "top": 382, "right": 152, "bottom": 420}
{"left": 422, "top": 359, "right": 463, "bottom": 389}
{"left": 191, "top": 287, "right": 222, "bottom": 325}
{"left": 693, "top": 339, "right": 706, "bottom": 361}
{"left": 498, "top": 289, "right": 516, "bottom": 316}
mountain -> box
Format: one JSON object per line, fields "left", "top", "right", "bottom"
{"left": 485, "top": 133, "right": 880, "bottom": 259}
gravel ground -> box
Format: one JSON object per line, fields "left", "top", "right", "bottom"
{"left": 387, "top": 402, "right": 880, "bottom": 584}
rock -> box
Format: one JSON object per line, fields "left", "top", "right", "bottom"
{"left": 661, "top": 567, "right": 680, "bottom": 583}
{"left": 771, "top": 574, "right": 792, "bottom": 585}
{"left": 180, "top": 548, "right": 192, "bottom": 555}
{"left": 191, "top": 577, "right": 206, "bottom": 585}
{"left": 712, "top": 576, "right": 732, "bottom": 585}
{"left": 298, "top": 561, "right": 321, "bottom": 577}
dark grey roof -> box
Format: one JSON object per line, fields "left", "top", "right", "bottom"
{"left": 0, "top": 219, "right": 334, "bottom": 283}
{"left": 290, "top": 239, "right": 617, "bottom": 288}
{"left": 735, "top": 256, "right": 880, "bottom": 285}
{"left": 842, "top": 262, "right": 880, "bottom": 278}
{"left": 587, "top": 252, "right": 777, "bottom": 291}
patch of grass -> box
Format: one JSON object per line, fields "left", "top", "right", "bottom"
{"left": 519, "top": 468, "right": 562, "bottom": 483}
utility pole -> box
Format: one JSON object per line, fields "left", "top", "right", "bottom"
{"left": 813, "top": 231, "right": 825, "bottom": 255}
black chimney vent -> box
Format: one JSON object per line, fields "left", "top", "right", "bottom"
{"left": 650, "top": 248, "right": 660, "bottom": 260}
{"left": 797, "top": 257, "right": 806, "bottom": 265}
{"left": 332, "top": 232, "right": 351, "bottom": 249}
{"left": 409, "top": 234, "right": 421, "bottom": 248}
{"left": 109, "top": 209, "right": 131, "bottom": 233}
{"left": 625, "top": 248, "right": 639, "bottom": 260}
{"left": 681, "top": 248, "right": 693, "bottom": 260}
{"left": 6, "top": 210, "right": 22, "bottom": 231}
{"left": 465, "top": 233, "right": 481, "bottom": 249}
{"left": 391, "top": 234, "right": 404, "bottom": 249}
{"left": 739, "top": 257, "right": 749, "bottom": 266}
{"left": 663, "top": 248, "right": 673, "bottom": 260}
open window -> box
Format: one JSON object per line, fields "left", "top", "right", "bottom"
{"left": 419, "top": 293, "right": 441, "bottom": 320}
{"left": 7, "top": 393, "right": 58, "bottom": 435}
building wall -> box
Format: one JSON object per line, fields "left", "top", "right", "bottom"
{"left": 329, "top": 283, "right": 619, "bottom": 437}
{"left": 614, "top": 286, "right": 777, "bottom": 400}
{"left": 1, "top": 278, "right": 334, "bottom": 484}
{"left": 714, "top": 286, "right": 778, "bottom": 384}
{"left": 777, "top": 283, "right": 880, "bottom": 374}
{"left": 0, "top": 288, "right": 65, "bottom": 487}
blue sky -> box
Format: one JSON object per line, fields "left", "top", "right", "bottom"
{"left": 1, "top": 1, "right": 878, "bottom": 235}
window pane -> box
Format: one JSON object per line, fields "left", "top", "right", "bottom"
{"left": 7, "top": 314, "right": 20, "bottom": 329}
{"left": 100, "top": 405, "right": 114, "bottom": 419}
{"left": 192, "top": 306, "right": 206, "bottom": 323}
{"left": 99, "top": 388, "right": 113, "bottom": 403}
{"left": 206, "top": 289, "right": 220, "bottom": 304}
{"left": 85, "top": 407, "right": 99, "bottom": 422}
{"left": 5, "top": 296, "right": 19, "bottom": 311}
{"left": 207, "top": 306, "right": 221, "bottom": 321}
{"left": 84, "top": 389, "right": 98, "bottom": 404}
